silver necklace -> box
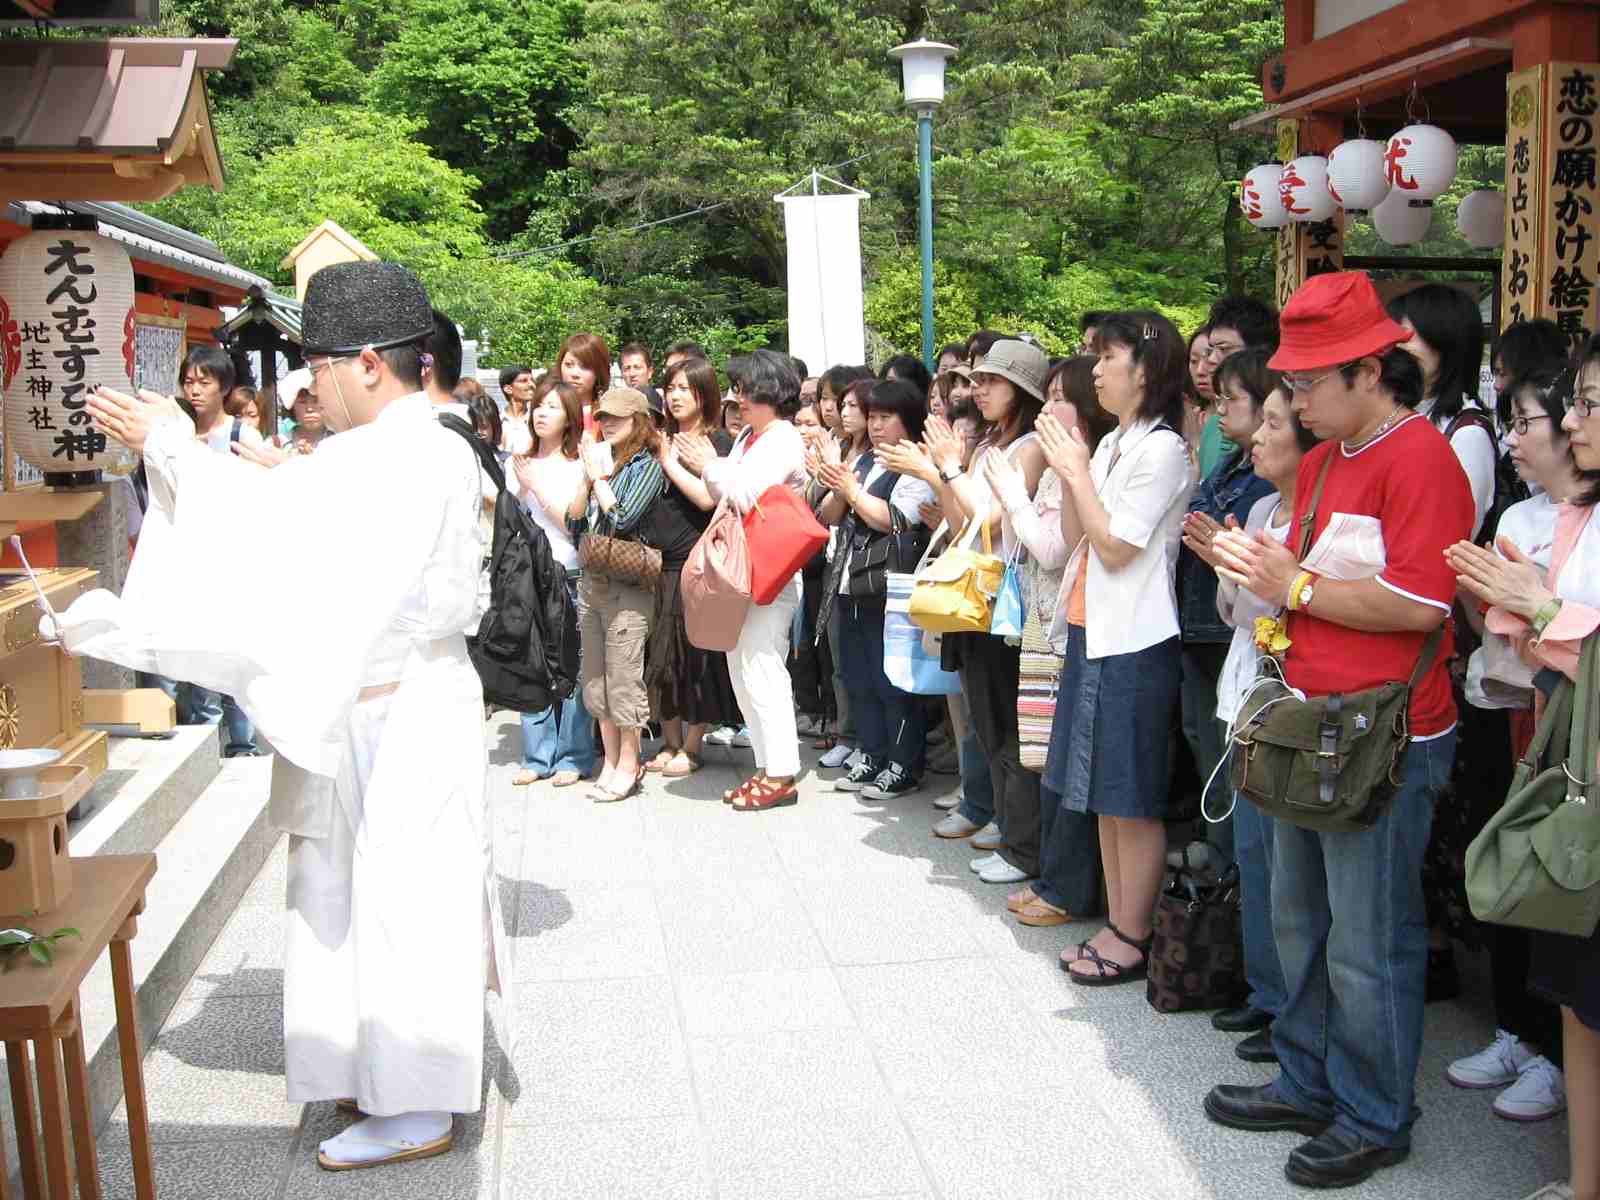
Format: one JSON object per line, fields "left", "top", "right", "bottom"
{"left": 1342, "top": 406, "right": 1405, "bottom": 453}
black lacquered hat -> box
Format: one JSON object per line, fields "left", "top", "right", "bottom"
{"left": 300, "top": 261, "right": 433, "bottom": 356}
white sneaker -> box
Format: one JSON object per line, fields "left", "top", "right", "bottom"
{"left": 819, "top": 743, "right": 853, "bottom": 769}
{"left": 932, "top": 791, "right": 960, "bottom": 811}
{"left": 1519, "top": 1183, "right": 1574, "bottom": 1200}
{"left": 731, "top": 726, "right": 753, "bottom": 748}
{"left": 1448, "top": 1028, "right": 1533, "bottom": 1089}
{"left": 978, "top": 857, "right": 1030, "bottom": 885}
{"left": 1494, "top": 1056, "right": 1566, "bottom": 1122}
{"left": 846, "top": 748, "right": 865, "bottom": 770}
{"left": 969, "top": 852, "right": 1000, "bottom": 875}
{"left": 706, "top": 726, "right": 737, "bottom": 746}
{"left": 970, "top": 821, "right": 1003, "bottom": 850}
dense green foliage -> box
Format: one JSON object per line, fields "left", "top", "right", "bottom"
{"left": 98, "top": 0, "right": 1494, "bottom": 367}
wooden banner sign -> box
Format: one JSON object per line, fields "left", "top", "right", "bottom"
{"left": 1540, "top": 63, "right": 1600, "bottom": 350}
{"left": 1503, "top": 65, "right": 1546, "bottom": 331}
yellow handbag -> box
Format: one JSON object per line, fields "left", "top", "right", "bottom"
{"left": 908, "top": 516, "right": 1006, "bottom": 634}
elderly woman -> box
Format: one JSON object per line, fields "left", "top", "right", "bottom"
{"left": 681, "top": 350, "right": 808, "bottom": 811}
{"left": 567, "top": 387, "right": 665, "bottom": 803}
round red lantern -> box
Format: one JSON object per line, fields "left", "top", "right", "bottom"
{"left": 1326, "top": 139, "right": 1391, "bottom": 213}
{"left": 1279, "top": 156, "right": 1337, "bottom": 222}
{"left": 1240, "top": 164, "right": 1289, "bottom": 230}
{"left": 0, "top": 221, "right": 138, "bottom": 479}
{"left": 1383, "top": 124, "right": 1458, "bottom": 204}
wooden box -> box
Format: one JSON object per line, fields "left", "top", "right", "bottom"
{"left": 0, "top": 567, "right": 106, "bottom": 778}
{"left": 0, "top": 765, "right": 88, "bottom": 915}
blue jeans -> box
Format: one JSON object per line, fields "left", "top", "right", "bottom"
{"left": 1033, "top": 782, "right": 1103, "bottom": 915}
{"left": 520, "top": 694, "right": 597, "bottom": 776}
{"left": 956, "top": 729, "right": 995, "bottom": 827}
{"left": 141, "top": 672, "right": 256, "bottom": 754}
{"left": 1232, "top": 793, "right": 1284, "bottom": 1018}
{"left": 1268, "top": 730, "right": 1455, "bottom": 1148}
{"left": 836, "top": 598, "right": 924, "bottom": 774}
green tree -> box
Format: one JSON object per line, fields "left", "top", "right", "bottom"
{"left": 367, "top": 0, "right": 587, "bottom": 242}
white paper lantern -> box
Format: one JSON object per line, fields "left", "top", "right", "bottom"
{"left": 0, "top": 226, "right": 138, "bottom": 478}
{"left": 1240, "top": 164, "right": 1289, "bottom": 230}
{"left": 1326, "top": 139, "right": 1391, "bottom": 212}
{"left": 1384, "top": 123, "right": 1458, "bottom": 203}
{"left": 1279, "top": 156, "right": 1338, "bottom": 223}
{"left": 1372, "top": 189, "right": 1434, "bottom": 245}
{"left": 1456, "top": 188, "right": 1505, "bottom": 250}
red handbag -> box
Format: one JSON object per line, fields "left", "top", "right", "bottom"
{"left": 741, "top": 484, "right": 828, "bottom": 605}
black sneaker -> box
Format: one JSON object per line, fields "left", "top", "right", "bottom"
{"left": 861, "top": 764, "right": 919, "bottom": 801}
{"left": 833, "top": 756, "right": 880, "bottom": 792}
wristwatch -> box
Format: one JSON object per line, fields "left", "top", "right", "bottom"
{"left": 939, "top": 463, "right": 962, "bottom": 483}
{"left": 1293, "top": 575, "right": 1316, "bottom": 611}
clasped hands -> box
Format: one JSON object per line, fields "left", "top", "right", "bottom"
{"left": 1210, "top": 524, "right": 1303, "bottom": 605}
{"left": 1445, "top": 538, "right": 1553, "bottom": 621}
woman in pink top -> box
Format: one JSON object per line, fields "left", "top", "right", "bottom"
{"left": 1450, "top": 343, "right": 1600, "bottom": 1200}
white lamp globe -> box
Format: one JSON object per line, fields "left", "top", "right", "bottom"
{"left": 1326, "top": 139, "right": 1391, "bottom": 212}
{"left": 1279, "top": 155, "right": 1337, "bottom": 222}
{"left": 1240, "top": 164, "right": 1289, "bottom": 230}
{"left": 888, "top": 40, "right": 957, "bottom": 109}
{"left": 1456, "top": 189, "right": 1505, "bottom": 249}
{"left": 1372, "top": 188, "right": 1434, "bottom": 245}
{"left": 1384, "top": 124, "right": 1458, "bottom": 203}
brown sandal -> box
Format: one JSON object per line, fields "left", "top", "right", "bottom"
{"left": 1015, "top": 898, "right": 1071, "bottom": 927}
{"left": 732, "top": 777, "right": 798, "bottom": 812}
{"left": 724, "top": 776, "right": 759, "bottom": 804}
{"left": 644, "top": 749, "right": 676, "bottom": 773}
{"left": 662, "top": 751, "right": 700, "bottom": 778}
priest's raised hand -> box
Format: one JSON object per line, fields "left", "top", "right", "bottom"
{"left": 88, "top": 385, "right": 191, "bottom": 453}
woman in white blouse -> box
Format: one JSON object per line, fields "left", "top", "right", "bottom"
{"left": 510, "top": 378, "right": 597, "bottom": 788}
{"left": 684, "top": 350, "right": 809, "bottom": 811}
{"left": 1031, "top": 312, "right": 1197, "bottom": 984}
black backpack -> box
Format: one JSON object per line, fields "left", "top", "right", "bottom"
{"left": 438, "top": 414, "right": 578, "bottom": 713}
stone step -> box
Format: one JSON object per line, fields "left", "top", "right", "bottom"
{"left": 2, "top": 747, "right": 277, "bottom": 1176}
{"left": 71, "top": 725, "right": 222, "bottom": 856}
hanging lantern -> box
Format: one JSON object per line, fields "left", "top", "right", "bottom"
{"left": 1279, "top": 156, "right": 1338, "bottom": 222}
{"left": 1326, "top": 139, "right": 1391, "bottom": 213}
{"left": 0, "top": 221, "right": 138, "bottom": 479}
{"left": 1383, "top": 124, "right": 1458, "bottom": 203}
{"left": 1372, "top": 189, "right": 1434, "bottom": 245}
{"left": 1240, "top": 164, "right": 1289, "bottom": 230}
{"left": 1456, "top": 189, "right": 1505, "bottom": 250}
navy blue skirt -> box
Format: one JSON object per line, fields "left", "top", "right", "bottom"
{"left": 1042, "top": 624, "right": 1181, "bottom": 819}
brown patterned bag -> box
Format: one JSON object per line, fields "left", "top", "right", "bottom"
{"left": 578, "top": 530, "right": 662, "bottom": 589}
{"left": 1145, "top": 855, "right": 1245, "bottom": 1014}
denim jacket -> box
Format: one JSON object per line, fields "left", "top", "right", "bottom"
{"left": 1178, "top": 448, "right": 1274, "bottom": 643}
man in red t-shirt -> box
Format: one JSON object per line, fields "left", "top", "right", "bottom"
{"left": 1204, "top": 271, "right": 1473, "bottom": 1189}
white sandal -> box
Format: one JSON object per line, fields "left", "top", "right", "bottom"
{"left": 317, "top": 1129, "right": 453, "bottom": 1171}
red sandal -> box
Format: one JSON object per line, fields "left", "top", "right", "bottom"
{"left": 724, "top": 776, "right": 759, "bottom": 805}
{"left": 732, "top": 777, "right": 798, "bottom": 812}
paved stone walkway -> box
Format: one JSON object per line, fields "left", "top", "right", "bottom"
{"left": 96, "top": 716, "right": 1566, "bottom": 1199}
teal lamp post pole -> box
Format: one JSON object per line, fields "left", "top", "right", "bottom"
{"left": 889, "top": 39, "right": 957, "bottom": 373}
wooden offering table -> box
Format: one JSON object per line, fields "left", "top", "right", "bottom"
{"left": 0, "top": 855, "right": 157, "bottom": 1200}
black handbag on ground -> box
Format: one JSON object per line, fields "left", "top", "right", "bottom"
{"left": 1146, "top": 852, "right": 1245, "bottom": 1014}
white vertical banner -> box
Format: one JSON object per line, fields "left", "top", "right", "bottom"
{"left": 777, "top": 190, "right": 868, "bottom": 372}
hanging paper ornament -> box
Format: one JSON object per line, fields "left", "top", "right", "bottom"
{"left": 1279, "top": 156, "right": 1337, "bottom": 222}
{"left": 1456, "top": 189, "right": 1505, "bottom": 250}
{"left": 1240, "top": 164, "right": 1289, "bottom": 230}
{"left": 1383, "top": 124, "right": 1458, "bottom": 203}
{"left": 1326, "top": 139, "right": 1391, "bottom": 212}
{"left": 1372, "top": 189, "right": 1433, "bottom": 245}
{"left": 0, "top": 224, "right": 139, "bottom": 478}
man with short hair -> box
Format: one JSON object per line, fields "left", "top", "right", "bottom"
{"left": 498, "top": 363, "right": 533, "bottom": 411}
{"left": 1205, "top": 271, "right": 1473, "bottom": 1189}
{"left": 70, "top": 261, "right": 504, "bottom": 1173}
{"left": 664, "top": 341, "right": 706, "bottom": 372}
{"left": 619, "top": 341, "right": 663, "bottom": 424}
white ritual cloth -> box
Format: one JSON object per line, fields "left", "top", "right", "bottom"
{"left": 55, "top": 392, "right": 507, "bottom": 1115}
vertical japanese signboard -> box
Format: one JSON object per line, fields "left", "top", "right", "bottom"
{"left": 1503, "top": 66, "right": 1546, "bottom": 331}
{"left": 1541, "top": 64, "right": 1600, "bottom": 350}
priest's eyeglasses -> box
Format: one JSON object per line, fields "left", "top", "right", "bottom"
{"left": 307, "top": 354, "right": 357, "bottom": 378}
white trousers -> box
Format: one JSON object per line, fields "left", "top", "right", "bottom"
{"left": 283, "top": 686, "right": 491, "bottom": 1116}
{"left": 727, "top": 574, "right": 802, "bottom": 778}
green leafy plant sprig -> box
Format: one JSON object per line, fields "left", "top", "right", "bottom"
{"left": 0, "top": 924, "right": 80, "bottom": 969}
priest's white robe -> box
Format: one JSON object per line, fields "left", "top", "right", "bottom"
{"left": 56, "top": 392, "right": 506, "bottom": 1116}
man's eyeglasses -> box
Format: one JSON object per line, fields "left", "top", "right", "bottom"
{"left": 1282, "top": 368, "right": 1339, "bottom": 394}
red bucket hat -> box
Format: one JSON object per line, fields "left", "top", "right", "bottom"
{"left": 1268, "top": 271, "right": 1409, "bottom": 372}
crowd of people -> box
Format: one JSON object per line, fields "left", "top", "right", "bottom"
{"left": 135, "top": 265, "right": 1600, "bottom": 1195}
{"left": 424, "top": 274, "right": 1594, "bottom": 1199}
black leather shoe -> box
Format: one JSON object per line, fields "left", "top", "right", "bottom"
{"left": 1285, "top": 1126, "right": 1409, "bottom": 1189}
{"left": 1204, "top": 1084, "right": 1330, "bottom": 1136}
{"left": 1212, "top": 1006, "right": 1272, "bottom": 1033}
{"left": 1236, "top": 1027, "right": 1278, "bottom": 1063}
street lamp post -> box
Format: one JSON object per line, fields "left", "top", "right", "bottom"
{"left": 889, "top": 39, "right": 956, "bottom": 372}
